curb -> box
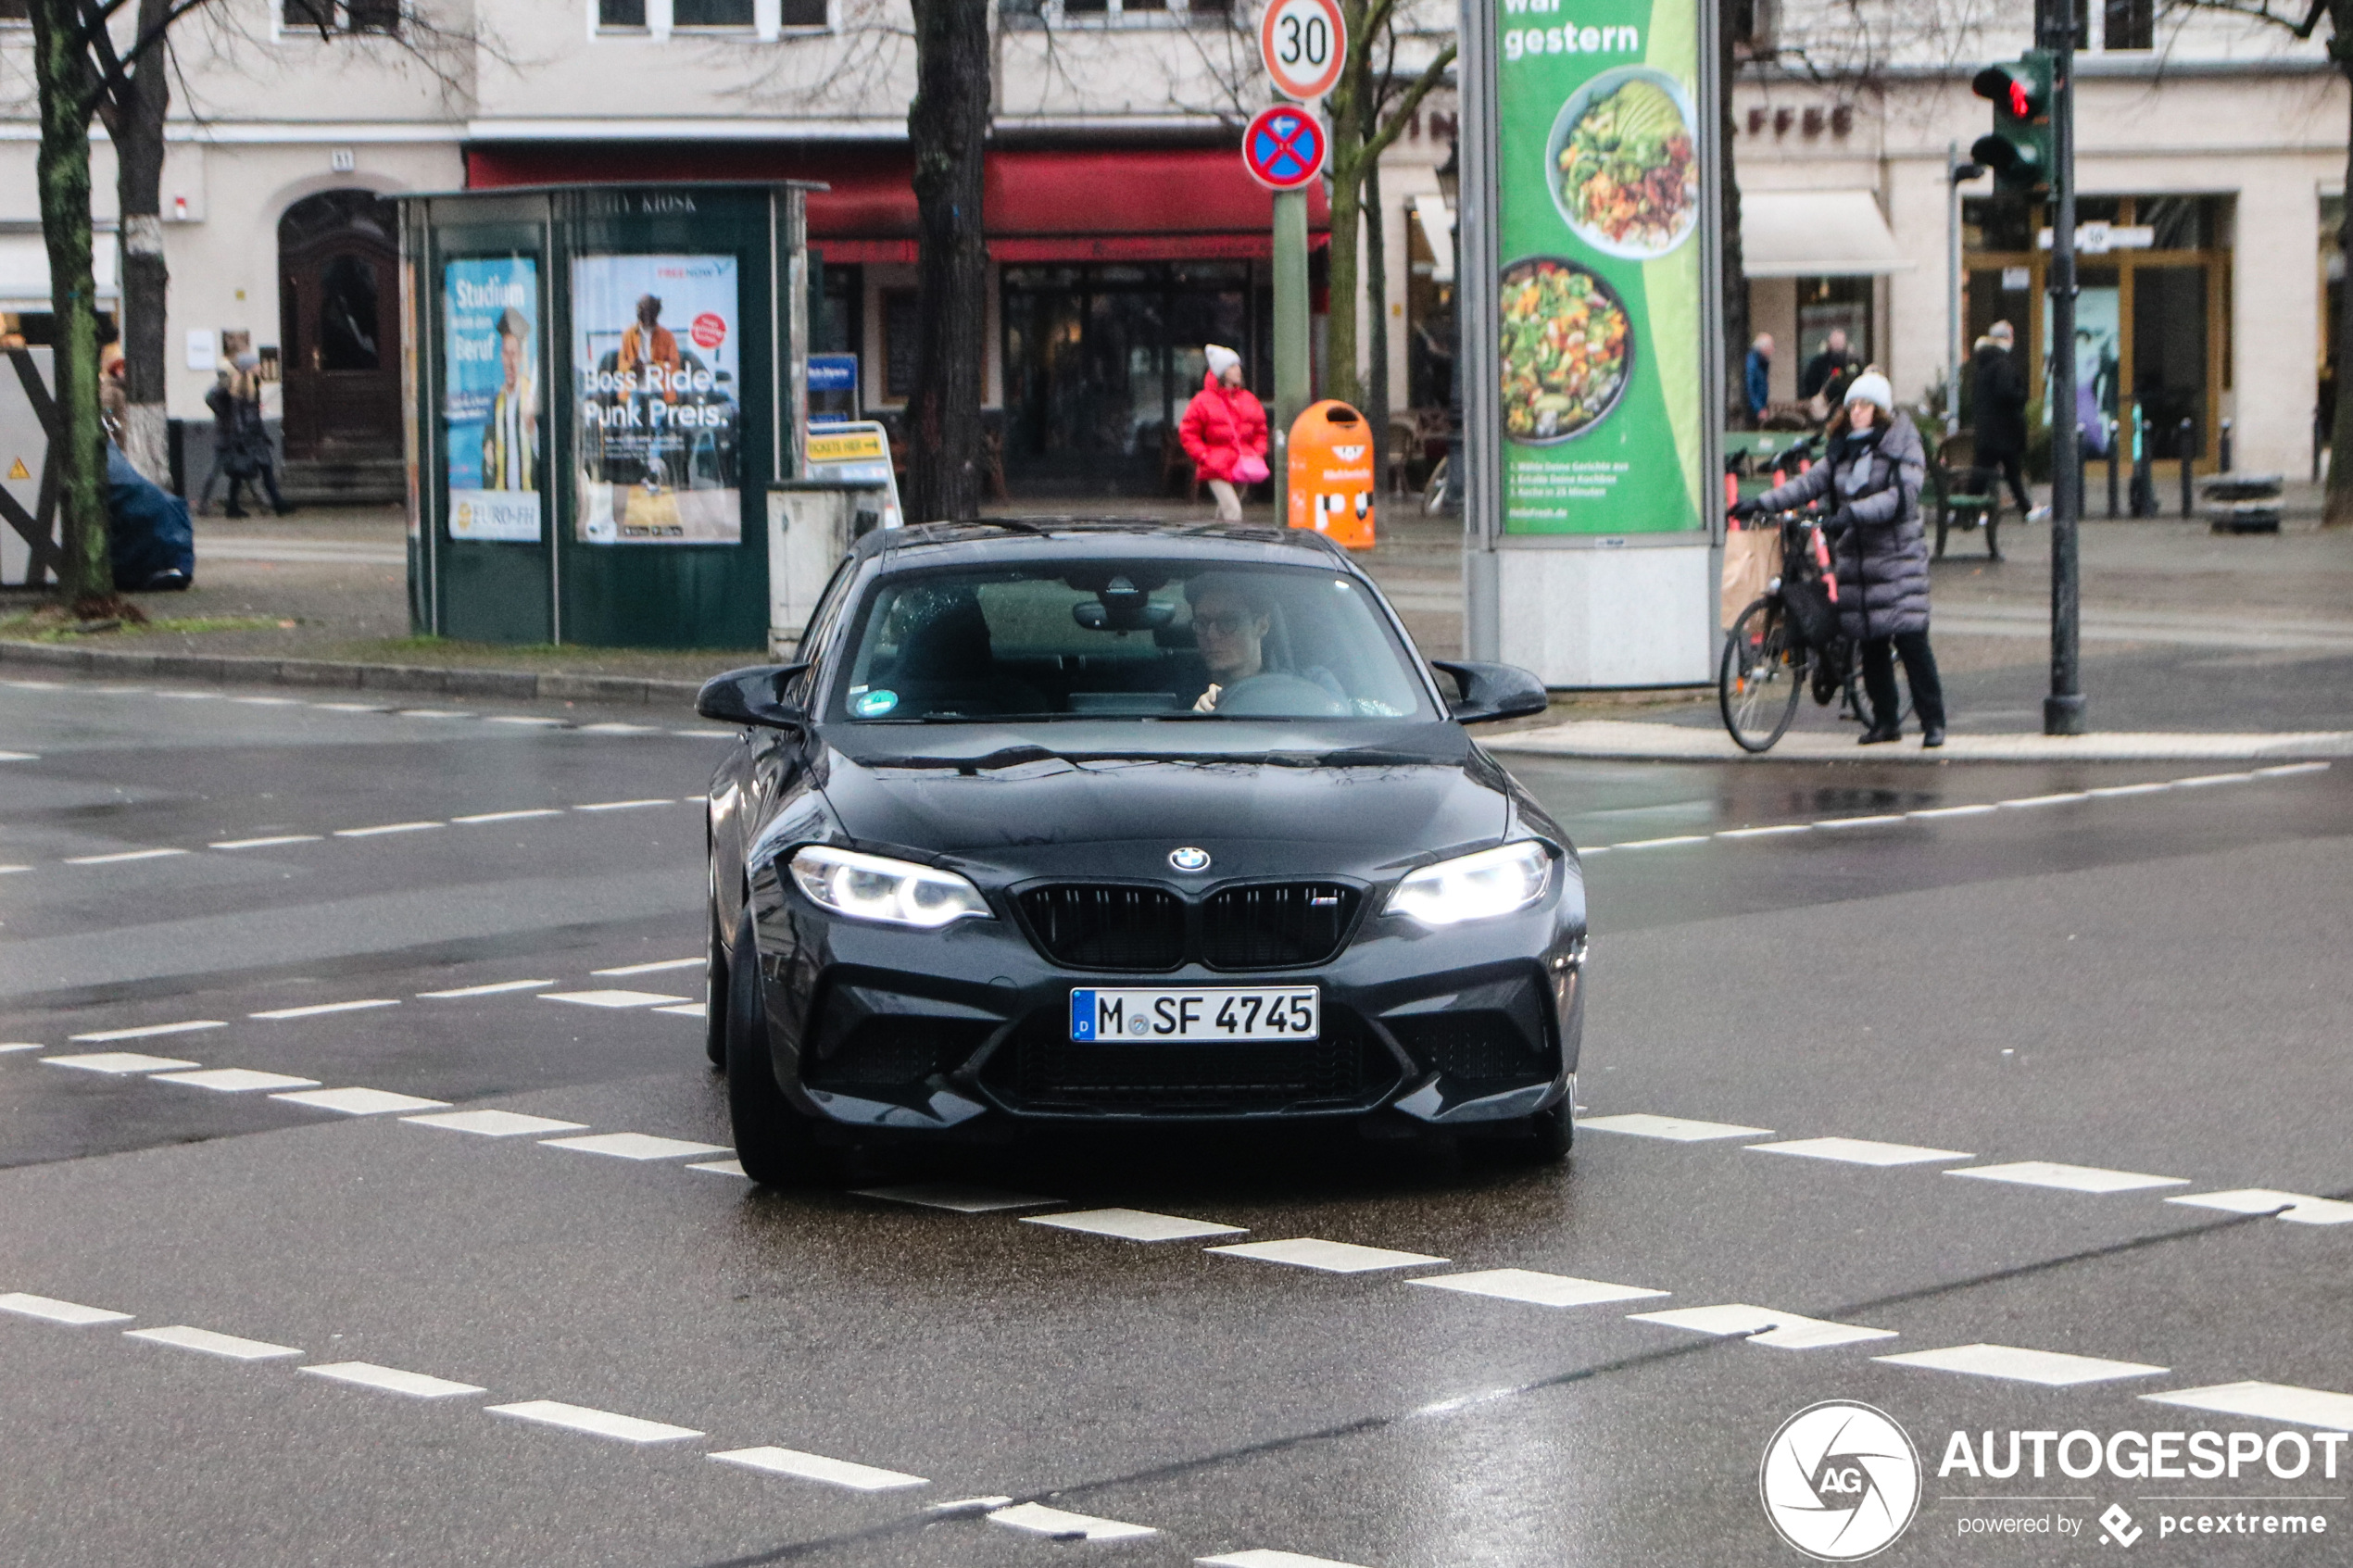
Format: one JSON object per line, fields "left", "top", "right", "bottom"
{"left": 0, "top": 638, "right": 704, "bottom": 709}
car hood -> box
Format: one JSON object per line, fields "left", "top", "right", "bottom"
{"left": 814, "top": 721, "right": 1514, "bottom": 883}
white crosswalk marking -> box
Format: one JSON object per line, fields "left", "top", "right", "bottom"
{"left": 68, "top": 1021, "right": 221, "bottom": 1042}
{"left": 402, "top": 1110, "right": 589, "bottom": 1137}
{"left": 2167, "top": 1189, "right": 2353, "bottom": 1224}
{"left": 988, "top": 1503, "right": 1155, "bottom": 1541}
{"left": 653, "top": 1003, "right": 707, "bottom": 1019}
{"left": 301, "top": 1362, "right": 485, "bottom": 1399}
{"left": 1875, "top": 1343, "right": 2167, "bottom": 1386}
{"left": 271, "top": 1087, "right": 451, "bottom": 1116}
{"left": 0, "top": 1043, "right": 39, "bottom": 1054}
{"left": 250, "top": 999, "right": 398, "bottom": 1020}
{"left": 1208, "top": 1239, "right": 1448, "bottom": 1273}
{"left": 2142, "top": 1381, "right": 2353, "bottom": 1432}
{"left": 687, "top": 1159, "right": 748, "bottom": 1177}
{"left": 126, "top": 1325, "right": 302, "bottom": 1361}
{"left": 486, "top": 1400, "right": 701, "bottom": 1443}
{"left": 154, "top": 1069, "right": 321, "bottom": 1093}
{"left": 537, "top": 1133, "right": 730, "bottom": 1160}
{"left": 452, "top": 809, "right": 562, "bottom": 823}
{"left": 66, "top": 847, "right": 188, "bottom": 865}
{"left": 416, "top": 979, "right": 555, "bottom": 997}
{"left": 1749, "top": 1136, "right": 1973, "bottom": 1167}
{"left": 44, "top": 1053, "right": 200, "bottom": 1074}
{"left": 854, "top": 1183, "right": 1063, "bottom": 1212}
{"left": 333, "top": 822, "right": 444, "bottom": 837}
{"left": 0, "top": 1293, "right": 132, "bottom": 1325}
{"left": 593, "top": 958, "right": 703, "bottom": 976}
{"left": 1629, "top": 1303, "right": 1896, "bottom": 1349}
{"left": 573, "top": 798, "right": 670, "bottom": 811}
{"left": 211, "top": 834, "right": 323, "bottom": 850}
{"left": 539, "top": 989, "right": 692, "bottom": 1010}
{"left": 1949, "top": 1161, "right": 2187, "bottom": 1194}
{"left": 709, "top": 1446, "right": 929, "bottom": 1490}
{"left": 1410, "top": 1269, "right": 1665, "bottom": 1308}
{"left": 1201, "top": 1551, "right": 1375, "bottom": 1568}
{"left": 1578, "top": 1112, "right": 1772, "bottom": 1142}
{"left": 1023, "top": 1209, "right": 1247, "bottom": 1242}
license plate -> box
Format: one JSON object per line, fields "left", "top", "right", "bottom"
{"left": 1069, "top": 986, "right": 1320, "bottom": 1043}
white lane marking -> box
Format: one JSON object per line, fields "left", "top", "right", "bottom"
{"left": 930, "top": 1497, "right": 1014, "bottom": 1516}
{"left": 0, "top": 751, "right": 35, "bottom": 762}
{"left": 2257, "top": 760, "right": 2333, "bottom": 776}
{"left": 417, "top": 979, "right": 556, "bottom": 997}
{"left": 2173, "top": 771, "right": 2258, "bottom": 787}
{"left": 674, "top": 728, "right": 736, "bottom": 738}
{"left": 1578, "top": 847, "right": 1611, "bottom": 857}
{"left": 1996, "top": 792, "right": 2091, "bottom": 809}
{"left": 593, "top": 958, "right": 702, "bottom": 976}
{"left": 988, "top": 1503, "right": 1155, "bottom": 1541}
{"left": 1748, "top": 1136, "right": 1973, "bottom": 1167}
{"left": 573, "top": 798, "right": 672, "bottom": 811}
{"left": 1814, "top": 814, "right": 1906, "bottom": 830}
{"left": 66, "top": 847, "right": 189, "bottom": 865}
{"left": 301, "top": 1361, "right": 485, "bottom": 1399}
{"left": 0, "top": 1042, "right": 40, "bottom": 1053}
{"left": 154, "top": 1069, "right": 321, "bottom": 1093}
{"left": 1, "top": 679, "right": 65, "bottom": 687}
{"left": 1948, "top": 1160, "right": 2188, "bottom": 1195}
{"left": 1024, "top": 1209, "right": 1247, "bottom": 1242}
{"left": 69, "top": 1020, "right": 222, "bottom": 1043}
{"left": 540, "top": 989, "right": 692, "bottom": 1010}
{"left": 2142, "top": 1381, "right": 2353, "bottom": 1432}
{"left": 44, "top": 1052, "right": 200, "bottom": 1074}
{"left": 394, "top": 709, "right": 474, "bottom": 720}
{"left": 0, "top": 1292, "right": 132, "bottom": 1325}
{"left": 1207, "top": 1239, "right": 1448, "bottom": 1273}
{"left": 151, "top": 691, "right": 221, "bottom": 699}
{"left": 538, "top": 1133, "right": 731, "bottom": 1160}
{"left": 1612, "top": 834, "right": 1710, "bottom": 849}
{"left": 1201, "top": 1552, "right": 1374, "bottom": 1568}
{"left": 1629, "top": 1303, "right": 1896, "bottom": 1349}
{"left": 687, "top": 1159, "right": 748, "bottom": 1177}
{"left": 485, "top": 1399, "right": 702, "bottom": 1444}
{"left": 310, "top": 702, "right": 386, "bottom": 712}
{"left": 853, "top": 1183, "right": 1063, "bottom": 1213}
{"left": 2167, "top": 1188, "right": 2353, "bottom": 1225}
{"left": 577, "top": 722, "right": 660, "bottom": 734}
{"left": 452, "top": 809, "right": 562, "bottom": 824}
{"left": 1578, "top": 1112, "right": 1772, "bottom": 1142}
{"left": 403, "top": 1110, "right": 588, "bottom": 1137}
{"left": 231, "top": 696, "right": 302, "bottom": 707}
{"left": 1715, "top": 823, "right": 1808, "bottom": 838}
{"left": 211, "top": 834, "right": 323, "bottom": 850}
{"left": 0, "top": 864, "right": 28, "bottom": 874}
{"left": 653, "top": 1003, "right": 707, "bottom": 1019}
{"left": 2086, "top": 782, "right": 2173, "bottom": 797}
{"left": 1410, "top": 1269, "right": 1666, "bottom": 1309}
{"left": 710, "top": 1446, "right": 928, "bottom": 1490}
{"left": 250, "top": 998, "right": 399, "bottom": 1021}
{"left": 271, "top": 1087, "right": 451, "bottom": 1116}
{"left": 1875, "top": 1343, "right": 2168, "bottom": 1386}
{"left": 1906, "top": 803, "right": 1999, "bottom": 819}
{"left": 126, "top": 1324, "right": 302, "bottom": 1361}
{"left": 333, "top": 822, "right": 443, "bottom": 838}
{"left": 680, "top": 795, "right": 710, "bottom": 803}
{"left": 484, "top": 715, "right": 567, "bottom": 727}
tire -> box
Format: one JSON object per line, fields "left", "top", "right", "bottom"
{"left": 702, "top": 897, "right": 727, "bottom": 1070}
{"left": 724, "top": 910, "right": 842, "bottom": 1187}
{"left": 1718, "top": 597, "right": 1805, "bottom": 753}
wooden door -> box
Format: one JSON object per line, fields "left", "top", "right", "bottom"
{"left": 278, "top": 192, "right": 402, "bottom": 459}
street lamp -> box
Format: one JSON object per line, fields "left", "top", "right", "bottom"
{"left": 1946, "top": 144, "right": 1987, "bottom": 437}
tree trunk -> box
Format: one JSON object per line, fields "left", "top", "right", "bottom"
{"left": 904, "top": 0, "right": 990, "bottom": 524}
{"left": 1719, "top": 0, "right": 1750, "bottom": 427}
{"left": 1363, "top": 140, "right": 1390, "bottom": 500}
{"left": 27, "top": 0, "right": 107, "bottom": 606}
{"left": 111, "top": 0, "right": 172, "bottom": 486}
{"left": 1322, "top": 68, "right": 1367, "bottom": 413}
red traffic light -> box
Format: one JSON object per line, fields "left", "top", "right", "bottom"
{"left": 2007, "top": 80, "right": 2031, "bottom": 117}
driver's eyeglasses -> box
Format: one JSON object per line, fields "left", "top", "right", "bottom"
{"left": 1194, "top": 612, "right": 1255, "bottom": 634}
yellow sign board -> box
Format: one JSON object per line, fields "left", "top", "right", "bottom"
{"left": 806, "top": 429, "right": 887, "bottom": 465}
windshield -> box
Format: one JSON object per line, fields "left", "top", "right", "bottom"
{"left": 829, "top": 561, "right": 1437, "bottom": 723}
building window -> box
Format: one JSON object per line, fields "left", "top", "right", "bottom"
{"left": 673, "top": 0, "right": 752, "bottom": 24}
{"left": 2103, "top": 0, "right": 2152, "bottom": 50}
{"left": 598, "top": 0, "right": 647, "bottom": 23}
{"left": 1729, "top": 0, "right": 1775, "bottom": 56}
{"left": 777, "top": 0, "right": 828, "bottom": 24}
{"left": 283, "top": 0, "right": 401, "bottom": 32}
{"left": 0, "top": 0, "right": 28, "bottom": 20}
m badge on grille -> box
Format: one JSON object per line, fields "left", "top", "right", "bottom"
{"left": 1168, "top": 847, "right": 1212, "bottom": 872}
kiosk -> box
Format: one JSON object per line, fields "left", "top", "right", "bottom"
{"left": 400, "top": 182, "right": 829, "bottom": 649}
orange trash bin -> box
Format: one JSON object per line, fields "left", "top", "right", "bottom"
{"left": 1286, "top": 400, "right": 1377, "bottom": 549}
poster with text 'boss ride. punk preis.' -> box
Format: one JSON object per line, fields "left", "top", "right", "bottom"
{"left": 572, "top": 254, "right": 743, "bottom": 546}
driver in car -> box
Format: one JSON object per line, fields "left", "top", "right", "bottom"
{"left": 1189, "top": 575, "right": 1272, "bottom": 711}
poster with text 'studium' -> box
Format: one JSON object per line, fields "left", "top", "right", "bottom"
{"left": 444, "top": 257, "right": 542, "bottom": 543}
{"left": 573, "top": 254, "right": 742, "bottom": 546}
{"left": 1496, "top": 0, "right": 1703, "bottom": 535}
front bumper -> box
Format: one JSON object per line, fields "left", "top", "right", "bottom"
{"left": 741, "top": 860, "right": 1585, "bottom": 1132}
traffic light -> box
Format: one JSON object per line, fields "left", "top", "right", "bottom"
{"left": 1970, "top": 52, "right": 2053, "bottom": 193}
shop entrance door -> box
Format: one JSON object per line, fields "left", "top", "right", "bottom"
{"left": 279, "top": 190, "right": 402, "bottom": 459}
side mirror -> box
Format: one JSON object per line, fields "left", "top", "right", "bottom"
{"left": 1429, "top": 659, "right": 1549, "bottom": 724}
{"left": 696, "top": 663, "right": 811, "bottom": 731}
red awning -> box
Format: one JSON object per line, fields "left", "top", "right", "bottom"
{"left": 464, "top": 144, "right": 1326, "bottom": 260}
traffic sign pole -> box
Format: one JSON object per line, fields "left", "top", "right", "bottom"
{"left": 1274, "top": 188, "right": 1310, "bottom": 526}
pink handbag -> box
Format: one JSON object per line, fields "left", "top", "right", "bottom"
{"left": 1233, "top": 455, "right": 1271, "bottom": 484}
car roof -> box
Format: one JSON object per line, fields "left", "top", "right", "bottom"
{"left": 852, "top": 518, "right": 1362, "bottom": 575}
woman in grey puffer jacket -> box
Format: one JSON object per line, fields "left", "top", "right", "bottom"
{"left": 1738, "top": 370, "right": 1947, "bottom": 746}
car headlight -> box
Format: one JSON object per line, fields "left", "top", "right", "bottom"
{"left": 787, "top": 845, "right": 990, "bottom": 929}
{"left": 1386, "top": 841, "right": 1553, "bottom": 926}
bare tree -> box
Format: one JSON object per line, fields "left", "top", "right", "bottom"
{"left": 904, "top": 0, "right": 990, "bottom": 521}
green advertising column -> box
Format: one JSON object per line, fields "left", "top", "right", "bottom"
{"left": 1463, "top": 0, "right": 1721, "bottom": 684}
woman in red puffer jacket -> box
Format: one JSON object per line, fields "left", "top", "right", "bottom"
{"left": 1177, "top": 345, "right": 1268, "bottom": 521}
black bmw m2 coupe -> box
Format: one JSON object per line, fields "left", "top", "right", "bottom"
{"left": 696, "top": 520, "right": 1586, "bottom": 1185}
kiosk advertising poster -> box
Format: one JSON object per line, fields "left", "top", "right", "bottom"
{"left": 1495, "top": 0, "right": 1704, "bottom": 534}
{"left": 572, "top": 253, "right": 742, "bottom": 545}
{"left": 443, "top": 257, "right": 541, "bottom": 543}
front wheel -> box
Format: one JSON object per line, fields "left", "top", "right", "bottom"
{"left": 725, "top": 910, "right": 843, "bottom": 1187}
{"left": 1719, "top": 597, "right": 1806, "bottom": 753}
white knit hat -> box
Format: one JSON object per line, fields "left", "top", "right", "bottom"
{"left": 1843, "top": 370, "right": 1893, "bottom": 412}
{"left": 1203, "top": 344, "right": 1240, "bottom": 379}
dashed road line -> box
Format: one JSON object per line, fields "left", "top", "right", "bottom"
{"left": 250, "top": 998, "right": 399, "bottom": 1021}
{"left": 1409, "top": 1269, "right": 1666, "bottom": 1309}
{"left": 540, "top": 989, "right": 692, "bottom": 1010}
{"left": 1201, "top": 1551, "right": 1374, "bottom": 1568}
{"left": 1578, "top": 1112, "right": 1772, "bottom": 1142}
{"left": 300, "top": 1361, "right": 486, "bottom": 1399}
{"left": 333, "top": 822, "right": 443, "bottom": 838}
{"left": 417, "top": 979, "right": 555, "bottom": 997}
{"left": 709, "top": 1446, "right": 928, "bottom": 1490}
{"left": 65, "top": 847, "right": 188, "bottom": 865}
{"left": 1950, "top": 1161, "right": 2188, "bottom": 1195}
{"left": 125, "top": 1324, "right": 303, "bottom": 1361}
{"left": 154, "top": 1069, "right": 321, "bottom": 1093}
{"left": 593, "top": 957, "right": 702, "bottom": 976}
{"left": 1876, "top": 1343, "right": 2168, "bottom": 1387}
{"left": 574, "top": 797, "right": 672, "bottom": 811}
{"left": 487, "top": 1399, "right": 703, "bottom": 1444}
{"left": 452, "top": 809, "right": 562, "bottom": 823}
{"left": 988, "top": 1502, "right": 1155, "bottom": 1542}
{"left": 2168, "top": 1189, "right": 2353, "bottom": 1225}
{"left": 854, "top": 1183, "right": 1064, "bottom": 1213}
{"left": 0, "top": 1292, "right": 132, "bottom": 1325}
{"left": 1629, "top": 1303, "right": 1896, "bottom": 1349}
{"left": 68, "top": 1020, "right": 222, "bottom": 1043}
{"left": 2143, "top": 1382, "right": 2353, "bottom": 1431}
{"left": 211, "top": 834, "right": 323, "bottom": 850}
{"left": 1023, "top": 1209, "right": 1247, "bottom": 1242}
{"left": 44, "top": 1052, "right": 201, "bottom": 1074}
{"left": 538, "top": 1133, "right": 729, "bottom": 1161}
{"left": 1208, "top": 1239, "right": 1448, "bottom": 1273}
{"left": 1748, "top": 1136, "right": 1973, "bottom": 1167}
{"left": 271, "top": 1087, "right": 450, "bottom": 1116}
{"left": 403, "top": 1110, "right": 588, "bottom": 1137}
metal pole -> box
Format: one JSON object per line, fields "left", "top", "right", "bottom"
{"left": 2043, "top": 1, "right": 2084, "bottom": 735}
{"left": 1948, "top": 143, "right": 1964, "bottom": 435}
{"left": 1273, "top": 187, "right": 1310, "bottom": 526}
{"left": 1456, "top": 0, "right": 1502, "bottom": 660}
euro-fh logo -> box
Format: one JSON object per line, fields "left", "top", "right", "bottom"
{"left": 1761, "top": 1401, "right": 1922, "bottom": 1561}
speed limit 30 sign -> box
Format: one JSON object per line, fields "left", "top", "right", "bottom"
{"left": 1261, "top": 0, "right": 1345, "bottom": 103}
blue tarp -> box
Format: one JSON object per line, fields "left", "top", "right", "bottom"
{"left": 107, "top": 443, "right": 193, "bottom": 592}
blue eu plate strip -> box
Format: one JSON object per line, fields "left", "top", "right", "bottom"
{"left": 1069, "top": 989, "right": 1097, "bottom": 1041}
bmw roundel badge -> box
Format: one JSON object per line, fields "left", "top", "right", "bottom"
{"left": 1168, "top": 847, "right": 1212, "bottom": 872}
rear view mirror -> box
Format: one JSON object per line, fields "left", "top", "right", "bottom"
{"left": 696, "top": 663, "right": 811, "bottom": 731}
{"left": 1429, "top": 659, "right": 1549, "bottom": 724}
{"left": 1073, "top": 599, "right": 1176, "bottom": 632}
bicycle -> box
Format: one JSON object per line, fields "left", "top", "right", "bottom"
{"left": 1717, "top": 503, "right": 1907, "bottom": 753}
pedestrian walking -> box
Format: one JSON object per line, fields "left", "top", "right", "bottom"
{"left": 1736, "top": 370, "right": 1947, "bottom": 748}
{"left": 196, "top": 365, "right": 242, "bottom": 516}
{"left": 1971, "top": 320, "right": 2041, "bottom": 521}
{"left": 1177, "top": 345, "right": 1268, "bottom": 523}
{"left": 217, "top": 352, "right": 291, "bottom": 519}
{"left": 1744, "top": 332, "right": 1773, "bottom": 426}
{"left": 1798, "top": 328, "right": 1859, "bottom": 405}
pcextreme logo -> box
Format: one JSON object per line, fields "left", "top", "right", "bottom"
{"left": 1761, "top": 1401, "right": 1923, "bottom": 1561}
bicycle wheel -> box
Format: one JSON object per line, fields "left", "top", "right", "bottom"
{"left": 1719, "top": 597, "right": 1806, "bottom": 753}
{"left": 1841, "top": 639, "right": 1915, "bottom": 729}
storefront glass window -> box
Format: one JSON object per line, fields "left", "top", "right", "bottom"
{"left": 673, "top": 0, "right": 753, "bottom": 24}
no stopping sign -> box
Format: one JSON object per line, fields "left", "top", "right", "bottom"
{"left": 1242, "top": 105, "right": 1327, "bottom": 191}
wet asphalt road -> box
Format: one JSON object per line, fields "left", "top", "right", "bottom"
{"left": 3, "top": 675, "right": 2350, "bottom": 1567}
